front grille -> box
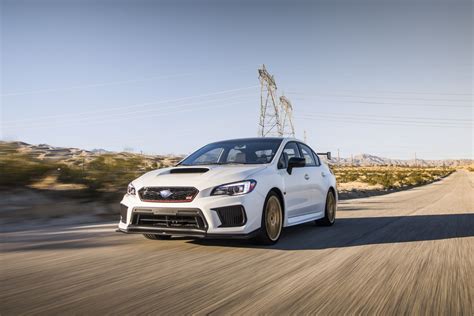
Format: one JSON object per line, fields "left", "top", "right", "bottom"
{"left": 120, "top": 204, "right": 128, "bottom": 223}
{"left": 132, "top": 212, "right": 206, "bottom": 230}
{"left": 138, "top": 187, "right": 198, "bottom": 203}
{"left": 213, "top": 205, "right": 247, "bottom": 227}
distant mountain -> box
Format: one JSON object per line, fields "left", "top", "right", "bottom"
{"left": 2, "top": 141, "right": 472, "bottom": 167}
{"left": 329, "top": 153, "right": 472, "bottom": 167}
{"left": 1, "top": 141, "right": 183, "bottom": 168}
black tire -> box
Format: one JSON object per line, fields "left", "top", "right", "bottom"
{"left": 143, "top": 234, "right": 172, "bottom": 240}
{"left": 316, "top": 190, "right": 337, "bottom": 226}
{"left": 254, "top": 191, "right": 283, "bottom": 245}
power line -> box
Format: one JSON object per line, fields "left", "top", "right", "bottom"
{"left": 1, "top": 73, "right": 193, "bottom": 97}
{"left": 295, "top": 115, "right": 472, "bottom": 128}
{"left": 7, "top": 101, "right": 248, "bottom": 131}
{"left": 288, "top": 92, "right": 472, "bottom": 103}
{"left": 4, "top": 85, "right": 259, "bottom": 124}
{"left": 4, "top": 94, "right": 256, "bottom": 128}
{"left": 298, "top": 113, "right": 472, "bottom": 126}
{"left": 298, "top": 111, "right": 472, "bottom": 123}
{"left": 291, "top": 96, "right": 472, "bottom": 109}
{"left": 301, "top": 89, "right": 472, "bottom": 96}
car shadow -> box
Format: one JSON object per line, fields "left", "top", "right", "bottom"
{"left": 189, "top": 213, "right": 474, "bottom": 250}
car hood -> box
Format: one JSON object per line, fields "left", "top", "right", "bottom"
{"left": 132, "top": 165, "right": 268, "bottom": 190}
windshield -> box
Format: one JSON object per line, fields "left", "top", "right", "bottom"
{"left": 179, "top": 139, "right": 283, "bottom": 166}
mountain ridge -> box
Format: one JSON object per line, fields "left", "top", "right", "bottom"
{"left": 2, "top": 140, "right": 472, "bottom": 167}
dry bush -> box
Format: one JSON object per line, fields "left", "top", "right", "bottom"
{"left": 333, "top": 166, "right": 454, "bottom": 190}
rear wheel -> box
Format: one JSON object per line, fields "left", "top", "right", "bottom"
{"left": 143, "top": 234, "right": 172, "bottom": 240}
{"left": 255, "top": 192, "right": 283, "bottom": 245}
{"left": 316, "top": 190, "right": 336, "bottom": 226}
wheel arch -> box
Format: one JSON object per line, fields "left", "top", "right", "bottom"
{"left": 327, "top": 186, "right": 338, "bottom": 203}
{"left": 268, "top": 187, "right": 285, "bottom": 220}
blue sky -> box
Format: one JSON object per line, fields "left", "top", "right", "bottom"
{"left": 1, "top": 0, "right": 472, "bottom": 159}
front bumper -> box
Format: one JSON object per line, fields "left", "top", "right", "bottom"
{"left": 116, "top": 226, "right": 260, "bottom": 239}
{"left": 117, "top": 190, "right": 265, "bottom": 238}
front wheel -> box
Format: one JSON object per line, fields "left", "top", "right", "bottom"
{"left": 143, "top": 234, "right": 172, "bottom": 240}
{"left": 255, "top": 192, "right": 283, "bottom": 245}
{"left": 316, "top": 190, "right": 336, "bottom": 226}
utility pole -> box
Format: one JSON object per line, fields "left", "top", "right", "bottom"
{"left": 414, "top": 152, "right": 417, "bottom": 167}
{"left": 337, "top": 149, "right": 340, "bottom": 165}
{"left": 304, "top": 130, "right": 307, "bottom": 143}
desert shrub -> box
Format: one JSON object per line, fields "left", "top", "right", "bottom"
{"left": 0, "top": 144, "right": 58, "bottom": 187}
{"left": 333, "top": 166, "right": 454, "bottom": 189}
{"left": 80, "top": 155, "right": 155, "bottom": 192}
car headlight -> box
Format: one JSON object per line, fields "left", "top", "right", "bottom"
{"left": 127, "top": 183, "right": 136, "bottom": 195}
{"left": 211, "top": 180, "right": 257, "bottom": 196}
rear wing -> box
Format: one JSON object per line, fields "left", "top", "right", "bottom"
{"left": 317, "top": 152, "right": 332, "bottom": 160}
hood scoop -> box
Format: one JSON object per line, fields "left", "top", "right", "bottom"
{"left": 169, "top": 167, "right": 209, "bottom": 174}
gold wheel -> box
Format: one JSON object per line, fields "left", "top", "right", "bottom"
{"left": 265, "top": 195, "right": 282, "bottom": 241}
{"left": 327, "top": 192, "right": 336, "bottom": 223}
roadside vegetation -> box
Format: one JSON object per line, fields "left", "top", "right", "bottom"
{"left": 0, "top": 143, "right": 179, "bottom": 197}
{"left": 332, "top": 166, "right": 455, "bottom": 190}
{"left": 0, "top": 142, "right": 457, "bottom": 197}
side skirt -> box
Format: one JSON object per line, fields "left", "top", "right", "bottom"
{"left": 286, "top": 212, "right": 324, "bottom": 227}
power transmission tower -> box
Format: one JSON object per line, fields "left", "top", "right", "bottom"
{"left": 258, "top": 65, "right": 281, "bottom": 137}
{"left": 258, "top": 64, "right": 296, "bottom": 137}
{"left": 279, "top": 95, "right": 295, "bottom": 137}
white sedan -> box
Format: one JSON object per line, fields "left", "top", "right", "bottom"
{"left": 117, "top": 137, "right": 337, "bottom": 244}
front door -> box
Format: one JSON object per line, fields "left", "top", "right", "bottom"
{"left": 277, "top": 142, "right": 313, "bottom": 218}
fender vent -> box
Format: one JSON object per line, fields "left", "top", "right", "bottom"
{"left": 213, "top": 205, "right": 247, "bottom": 227}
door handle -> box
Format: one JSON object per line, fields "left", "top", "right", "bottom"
{"left": 321, "top": 172, "right": 326, "bottom": 177}
{"left": 304, "top": 174, "right": 310, "bottom": 180}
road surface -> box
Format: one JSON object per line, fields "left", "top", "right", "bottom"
{"left": 1, "top": 171, "right": 473, "bottom": 315}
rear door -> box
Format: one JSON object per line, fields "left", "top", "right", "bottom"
{"left": 297, "top": 143, "right": 326, "bottom": 215}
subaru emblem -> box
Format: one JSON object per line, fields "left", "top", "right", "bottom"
{"left": 159, "top": 189, "right": 173, "bottom": 198}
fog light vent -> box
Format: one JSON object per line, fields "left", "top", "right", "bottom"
{"left": 120, "top": 204, "right": 128, "bottom": 223}
{"left": 213, "top": 205, "right": 246, "bottom": 227}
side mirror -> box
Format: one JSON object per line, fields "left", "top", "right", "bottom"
{"left": 287, "top": 157, "right": 305, "bottom": 175}
{"left": 317, "top": 152, "right": 332, "bottom": 160}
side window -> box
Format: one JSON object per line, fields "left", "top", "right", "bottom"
{"left": 278, "top": 142, "right": 301, "bottom": 169}
{"left": 312, "top": 150, "right": 321, "bottom": 166}
{"left": 298, "top": 143, "right": 316, "bottom": 167}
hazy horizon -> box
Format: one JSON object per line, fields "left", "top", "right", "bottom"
{"left": 1, "top": 0, "right": 472, "bottom": 160}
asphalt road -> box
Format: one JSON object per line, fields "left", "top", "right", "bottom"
{"left": 1, "top": 171, "right": 473, "bottom": 315}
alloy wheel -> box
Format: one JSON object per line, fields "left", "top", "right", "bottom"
{"left": 265, "top": 195, "right": 282, "bottom": 241}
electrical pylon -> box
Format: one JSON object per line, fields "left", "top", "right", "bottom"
{"left": 258, "top": 64, "right": 296, "bottom": 137}
{"left": 258, "top": 64, "right": 281, "bottom": 137}
{"left": 279, "top": 95, "right": 295, "bottom": 137}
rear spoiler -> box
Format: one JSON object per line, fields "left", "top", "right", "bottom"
{"left": 317, "top": 152, "right": 332, "bottom": 160}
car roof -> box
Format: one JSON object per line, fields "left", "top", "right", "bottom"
{"left": 210, "top": 137, "right": 302, "bottom": 143}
